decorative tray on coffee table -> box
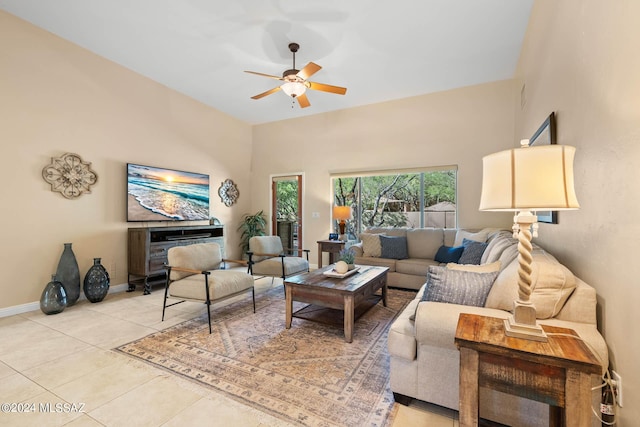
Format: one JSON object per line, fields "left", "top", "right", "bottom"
{"left": 322, "top": 266, "right": 360, "bottom": 278}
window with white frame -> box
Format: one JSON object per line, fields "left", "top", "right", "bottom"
{"left": 332, "top": 167, "right": 457, "bottom": 240}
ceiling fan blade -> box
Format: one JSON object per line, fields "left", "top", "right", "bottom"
{"left": 244, "top": 70, "right": 283, "bottom": 80}
{"left": 297, "top": 62, "right": 322, "bottom": 80}
{"left": 297, "top": 92, "right": 311, "bottom": 108}
{"left": 251, "top": 86, "right": 282, "bottom": 100}
{"left": 308, "top": 81, "right": 347, "bottom": 95}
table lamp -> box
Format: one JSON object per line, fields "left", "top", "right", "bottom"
{"left": 479, "top": 140, "right": 579, "bottom": 341}
{"left": 333, "top": 205, "right": 352, "bottom": 241}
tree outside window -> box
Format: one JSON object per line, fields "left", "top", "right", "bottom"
{"left": 332, "top": 169, "right": 456, "bottom": 240}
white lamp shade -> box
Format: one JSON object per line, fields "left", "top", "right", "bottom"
{"left": 479, "top": 145, "right": 579, "bottom": 211}
{"left": 333, "top": 205, "right": 352, "bottom": 220}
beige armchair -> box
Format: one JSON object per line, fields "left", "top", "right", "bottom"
{"left": 247, "top": 236, "right": 310, "bottom": 281}
{"left": 162, "top": 242, "right": 255, "bottom": 333}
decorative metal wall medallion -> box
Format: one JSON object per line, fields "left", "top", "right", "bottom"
{"left": 218, "top": 179, "right": 239, "bottom": 207}
{"left": 42, "top": 152, "right": 98, "bottom": 199}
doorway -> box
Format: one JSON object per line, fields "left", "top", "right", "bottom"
{"left": 271, "top": 174, "right": 303, "bottom": 256}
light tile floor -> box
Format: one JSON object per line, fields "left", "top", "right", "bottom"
{"left": 0, "top": 277, "right": 457, "bottom": 426}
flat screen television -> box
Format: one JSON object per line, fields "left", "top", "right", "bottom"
{"left": 127, "top": 163, "right": 210, "bottom": 222}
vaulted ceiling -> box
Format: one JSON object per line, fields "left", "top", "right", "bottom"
{"left": 0, "top": 0, "right": 533, "bottom": 124}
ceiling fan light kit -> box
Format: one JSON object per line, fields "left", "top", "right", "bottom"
{"left": 280, "top": 82, "right": 305, "bottom": 97}
{"left": 245, "top": 42, "right": 346, "bottom": 109}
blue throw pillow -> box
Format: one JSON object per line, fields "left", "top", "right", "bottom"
{"left": 434, "top": 245, "right": 464, "bottom": 263}
{"left": 458, "top": 238, "right": 489, "bottom": 265}
{"left": 380, "top": 235, "right": 409, "bottom": 259}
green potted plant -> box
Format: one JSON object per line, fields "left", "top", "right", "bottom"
{"left": 238, "top": 210, "right": 267, "bottom": 257}
{"left": 338, "top": 247, "right": 356, "bottom": 270}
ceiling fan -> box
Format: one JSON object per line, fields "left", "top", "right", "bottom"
{"left": 245, "top": 42, "right": 347, "bottom": 108}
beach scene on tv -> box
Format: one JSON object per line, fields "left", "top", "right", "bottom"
{"left": 127, "top": 164, "right": 210, "bottom": 221}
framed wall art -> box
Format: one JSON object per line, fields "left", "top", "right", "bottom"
{"left": 529, "top": 112, "right": 558, "bottom": 224}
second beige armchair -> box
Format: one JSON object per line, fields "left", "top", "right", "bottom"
{"left": 247, "top": 236, "right": 309, "bottom": 281}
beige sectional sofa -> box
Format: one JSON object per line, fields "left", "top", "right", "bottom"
{"left": 350, "top": 227, "right": 498, "bottom": 290}
{"left": 353, "top": 227, "right": 608, "bottom": 426}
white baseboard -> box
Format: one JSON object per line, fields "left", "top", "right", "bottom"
{"left": 0, "top": 282, "right": 130, "bottom": 318}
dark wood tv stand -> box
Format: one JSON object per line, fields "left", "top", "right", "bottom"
{"left": 127, "top": 224, "right": 224, "bottom": 294}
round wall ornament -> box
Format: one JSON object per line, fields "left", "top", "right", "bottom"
{"left": 218, "top": 179, "right": 239, "bottom": 207}
{"left": 42, "top": 152, "right": 98, "bottom": 199}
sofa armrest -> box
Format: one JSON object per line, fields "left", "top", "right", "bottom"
{"left": 388, "top": 297, "right": 419, "bottom": 361}
{"left": 414, "top": 302, "right": 510, "bottom": 351}
{"left": 554, "top": 278, "right": 597, "bottom": 324}
{"left": 350, "top": 242, "right": 363, "bottom": 257}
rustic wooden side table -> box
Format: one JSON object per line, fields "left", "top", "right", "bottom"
{"left": 454, "top": 313, "right": 602, "bottom": 427}
{"left": 316, "top": 239, "right": 345, "bottom": 268}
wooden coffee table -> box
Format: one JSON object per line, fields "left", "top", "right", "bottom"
{"left": 284, "top": 265, "right": 388, "bottom": 343}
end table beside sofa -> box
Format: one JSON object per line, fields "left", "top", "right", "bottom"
{"left": 351, "top": 227, "right": 608, "bottom": 427}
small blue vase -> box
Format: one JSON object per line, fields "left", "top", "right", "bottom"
{"left": 40, "top": 275, "right": 67, "bottom": 315}
{"left": 83, "top": 258, "right": 110, "bottom": 303}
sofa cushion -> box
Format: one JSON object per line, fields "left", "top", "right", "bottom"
{"left": 169, "top": 270, "right": 253, "bottom": 300}
{"left": 481, "top": 234, "right": 517, "bottom": 264}
{"left": 443, "top": 229, "right": 458, "bottom": 247}
{"left": 497, "top": 244, "right": 519, "bottom": 270}
{"left": 446, "top": 260, "right": 501, "bottom": 273}
{"left": 396, "top": 258, "right": 439, "bottom": 276}
{"left": 453, "top": 229, "right": 489, "bottom": 247}
{"left": 380, "top": 235, "right": 409, "bottom": 259}
{"left": 406, "top": 228, "right": 444, "bottom": 259}
{"left": 487, "top": 229, "right": 514, "bottom": 243}
{"left": 485, "top": 249, "right": 577, "bottom": 319}
{"left": 354, "top": 255, "right": 397, "bottom": 271}
{"left": 251, "top": 256, "right": 308, "bottom": 277}
{"left": 458, "top": 239, "right": 488, "bottom": 265}
{"left": 366, "top": 227, "right": 408, "bottom": 237}
{"left": 359, "top": 233, "right": 384, "bottom": 257}
{"left": 421, "top": 265, "right": 498, "bottom": 307}
{"left": 434, "top": 245, "right": 464, "bottom": 263}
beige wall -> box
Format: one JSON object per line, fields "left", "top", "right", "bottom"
{"left": 252, "top": 80, "right": 516, "bottom": 266}
{"left": 5, "top": 3, "right": 636, "bottom": 422}
{"left": 515, "top": 0, "right": 639, "bottom": 422}
{"left": 0, "top": 11, "right": 253, "bottom": 310}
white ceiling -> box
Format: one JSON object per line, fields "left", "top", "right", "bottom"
{"left": 0, "top": 0, "right": 533, "bottom": 125}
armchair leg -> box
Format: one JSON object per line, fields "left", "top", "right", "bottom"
{"left": 205, "top": 276, "right": 212, "bottom": 334}
{"left": 162, "top": 268, "right": 171, "bottom": 322}
{"left": 281, "top": 257, "right": 287, "bottom": 296}
{"left": 251, "top": 287, "right": 256, "bottom": 313}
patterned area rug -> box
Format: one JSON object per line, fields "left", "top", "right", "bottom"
{"left": 115, "top": 286, "right": 415, "bottom": 427}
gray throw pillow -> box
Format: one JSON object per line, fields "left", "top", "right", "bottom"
{"left": 380, "top": 235, "right": 409, "bottom": 259}
{"left": 421, "top": 265, "right": 498, "bottom": 307}
{"left": 458, "top": 238, "right": 488, "bottom": 265}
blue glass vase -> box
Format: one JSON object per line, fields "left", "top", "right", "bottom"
{"left": 40, "top": 275, "right": 67, "bottom": 315}
{"left": 56, "top": 243, "right": 80, "bottom": 306}
{"left": 83, "top": 258, "right": 110, "bottom": 303}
